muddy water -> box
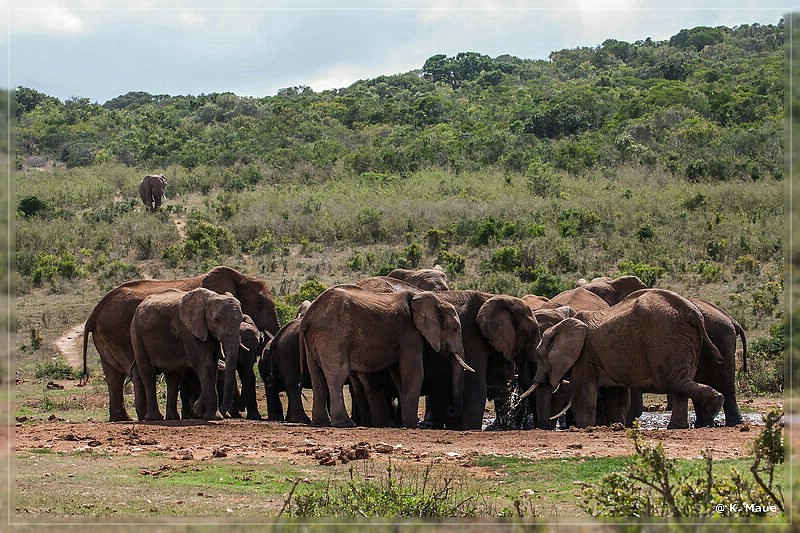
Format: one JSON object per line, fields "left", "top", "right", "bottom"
{"left": 483, "top": 411, "right": 764, "bottom": 431}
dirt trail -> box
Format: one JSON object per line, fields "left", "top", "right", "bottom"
{"left": 54, "top": 323, "right": 86, "bottom": 370}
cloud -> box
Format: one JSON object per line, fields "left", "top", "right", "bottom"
{"left": 8, "top": 0, "right": 87, "bottom": 36}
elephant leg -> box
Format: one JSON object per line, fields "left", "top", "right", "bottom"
{"left": 360, "top": 372, "right": 396, "bottom": 427}
{"left": 668, "top": 380, "right": 724, "bottom": 429}
{"left": 164, "top": 371, "right": 183, "bottom": 420}
{"left": 100, "top": 359, "right": 132, "bottom": 422}
{"left": 397, "top": 358, "right": 423, "bottom": 429}
{"left": 722, "top": 395, "right": 744, "bottom": 427}
{"left": 597, "top": 387, "right": 629, "bottom": 426}
{"left": 307, "top": 357, "right": 331, "bottom": 426}
{"left": 626, "top": 388, "right": 644, "bottom": 427}
{"left": 238, "top": 363, "right": 261, "bottom": 420}
{"left": 327, "top": 371, "right": 355, "bottom": 428}
{"left": 136, "top": 360, "right": 163, "bottom": 421}
{"left": 667, "top": 395, "right": 689, "bottom": 429}
{"left": 197, "top": 360, "right": 222, "bottom": 421}
{"left": 572, "top": 381, "right": 599, "bottom": 429}
{"left": 286, "top": 385, "right": 310, "bottom": 424}
{"left": 130, "top": 365, "right": 149, "bottom": 421}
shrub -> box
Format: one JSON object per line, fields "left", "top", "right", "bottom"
{"left": 402, "top": 242, "right": 423, "bottom": 269}
{"left": 35, "top": 359, "right": 80, "bottom": 380}
{"left": 436, "top": 250, "right": 466, "bottom": 278}
{"left": 472, "top": 216, "right": 517, "bottom": 246}
{"left": 30, "top": 252, "right": 82, "bottom": 285}
{"left": 82, "top": 200, "right": 134, "bottom": 223}
{"left": 617, "top": 260, "right": 664, "bottom": 287}
{"left": 247, "top": 231, "right": 275, "bottom": 255}
{"left": 484, "top": 246, "right": 521, "bottom": 273}
{"left": 183, "top": 217, "right": 236, "bottom": 259}
{"left": 682, "top": 192, "right": 707, "bottom": 211}
{"left": 424, "top": 228, "right": 449, "bottom": 253}
{"left": 636, "top": 223, "right": 655, "bottom": 241}
{"left": 525, "top": 160, "right": 562, "bottom": 198}
{"left": 583, "top": 411, "right": 785, "bottom": 517}
{"left": 739, "top": 322, "right": 784, "bottom": 394}
{"left": 18, "top": 196, "right": 52, "bottom": 218}
{"left": 696, "top": 260, "right": 722, "bottom": 283}
{"left": 102, "top": 260, "right": 140, "bottom": 282}
{"left": 557, "top": 208, "right": 601, "bottom": 238}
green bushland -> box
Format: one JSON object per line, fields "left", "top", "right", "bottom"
{"left": 12, "top": 22, "right": 787, "bottom": 392}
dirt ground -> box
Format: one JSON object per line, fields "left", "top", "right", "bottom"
{"left": 13, "top": 378, "right": 786, "bottom": 468}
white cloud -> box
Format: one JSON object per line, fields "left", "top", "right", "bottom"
{"left": 8, "top": 1, "right": 87, "bottom": 36}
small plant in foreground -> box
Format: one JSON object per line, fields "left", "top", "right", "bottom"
{"left": 582, "top": 409, "right": 785, "bottom": 518}
{"left": 288, "top": 460, "right": 482, "bottom": 518}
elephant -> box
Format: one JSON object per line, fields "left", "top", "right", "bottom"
{"left": 356, "top": 276, "right": 433, "bottom": 294}
{"left": 81, "top": 266, "right": 281, "bottom": 422}
{"left": 258, "top": 302, "right": 312, "bottom": 424}
{"left": 131, "top": 288, "right": 245, "bottom": 421}
{"left": 386, "top": 265, "right": 449, "bottom": 291}
{"left": 626, "top": 298, "right": 748, "bottom": 427}
{"left": 300, "top": 285, "right": 471, "bottom": 428}
{"left": 418, "top": 291, "right": 541, "bottom": 431}
{"left": 139, "top": 173, "right": 167, "bottom": 211}
{"left": 524, "top": 288, "right": 724, "bottom": 430}
{"left": 543, "top": 287, "right": 609, "bottom": 312}
{"left": 576, "top": 275, "right": 648, "bottom": 305}
{"left": 522, "top": 294, "right": 550, "bottom": 310}
{"left": 181, "top": 314, "right": 263, "bottom": 419}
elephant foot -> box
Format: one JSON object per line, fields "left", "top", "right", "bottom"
{"left": 144, "top": 411, "right": 164, "bottom": 421}
{"left": 332, "top": 417, "right": 356, "bottom": 428}
{"left": 246, "top": 412, "right": 262, "bottom": 421}
{"left": 165, "top": 412, "right": 181, "bottom": 421}
{"left": 289, "top": 414, "right": 312, "bottom": 425}
{"left": 311, "top": 418, "right": 331, "bottom": 427}
{"left": 267, "top": 415, "right": 285, "bottom": 422}
{"left": 417, "top": 420, "right": 434, "bottom": 429}
{"left": 109, "top": 412, "right": 133, "bottom": 422}
{"left": 725, "top": 415, "right": 744, "bottom": 427}
{"left": 204, "top": 410, "right": 223, "bottom": 421}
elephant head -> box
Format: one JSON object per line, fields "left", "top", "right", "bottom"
{"left": 388, "top": 265, "right": 449, "bottom": 292}
{"left": 179, "top": 288, "right": 244, "bottom": 417}
{"left": 201, "top": 266, "right": 281, "bottom": 341}
{"left": 476, "top": 294, "right": 541, "bottom": 367}
{"left": 576, "top": 275, "right": 647, "bottom": 305}
{"left": 410, "top": 292, "right": 470, "bottom": 417}
{"left": 525, "top": 317, "right": 588, "bottom": 429}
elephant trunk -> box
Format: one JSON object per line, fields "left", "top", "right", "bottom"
{"left": 534, "top": 383, "right": 554, "bottom": 430}
{"left": 447, "top": 353, "right": 466, "bottom": 421}
{"left": 218, "top": 335, "right": 241, "bottom": 416}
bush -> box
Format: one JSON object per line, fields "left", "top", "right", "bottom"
{"left": 183, "top": 217, "right": 237, "bottom": 259}
{"left": 35, "top": 359, "right": 81, "bottom": 380}
{"left": 30, "top": 252, "right": 82, "bottom": 285}
{"left": 435, "top": 250, "right": 466, "bottom": 278}
{"left": 472, "top": 216, "right": 517, "bottom": 246}
{"left": 18, "top": 196, "right": 52, "bottom": 218}
{"left": 583, "top": 411, "right": 785, "bottom": 517}
{"left": 739, "top": 322, "right": 784, "bottom": 394}
{"left": 617, "top": 260, "right": 664, "bottom": 287}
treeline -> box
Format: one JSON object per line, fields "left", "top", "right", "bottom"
{"left": 15, "top": 21, "right": 783, "bottom": 183}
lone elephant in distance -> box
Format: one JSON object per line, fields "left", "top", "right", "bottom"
{"left": 131, "top": 288, "right": 244, "bottom": 421}
{"left": 139, "top": 173, "right": 167, "bottom": 211}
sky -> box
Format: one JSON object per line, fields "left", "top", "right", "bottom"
{"left": 1, "top": 1, "right": 791, "bottom": 104}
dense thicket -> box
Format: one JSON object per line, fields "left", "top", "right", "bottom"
{"left": 16, "top": 21, "right": 784, "bottom": 182}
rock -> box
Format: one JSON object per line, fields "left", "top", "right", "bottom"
{"left": 46, "top": 381, "right": 64, "bottom": 390}
{"left": 212, "top": 449, "right": 227, "bottom": 458}
{"left": 610, "top": 422, "right": 625, "bottom": 431}
{"left": 739, "top": 424, "right": 751, "bottom": 432}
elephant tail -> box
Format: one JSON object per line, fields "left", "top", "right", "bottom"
{"left": 298, "top": 328, "right": 307, "bottom": 394}
{"left": 733, "top": 318, "right": 748, "bottom": 373}
{"left": 695, "top": 311, "right": 723, "bottom": 365}
{"left": 80, "top": 316, "right": 95, "bottom": 386}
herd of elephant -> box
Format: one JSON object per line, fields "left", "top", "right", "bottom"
{"left": 81, "top": 264, "right": 747, "bottom": 431}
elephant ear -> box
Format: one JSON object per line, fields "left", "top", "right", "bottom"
{"left": 179, "top": 288, "right": 211, "bottom": 342}
{"left": 542, "top": 317, "right": 587, "bottom": 389}
{"left": 477, "top": 295, "right": 535, "bottom": 361}
{"left": 410, "top": 292, "right": 443, "bottom": 352}
{"left": 610, "top": 275, "right": 648, "bottom": 302}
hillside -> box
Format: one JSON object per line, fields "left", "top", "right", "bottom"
{"left": 13, "top": 20, "right": 786, "bottom": 390}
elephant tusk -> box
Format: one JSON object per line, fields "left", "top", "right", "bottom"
{"left": 518, "top": 382, "right": 539, "bottom": 400}
{"left": 219, "top": 341, "right": 227, "bottom": 361}
{"left": 549, "top": 399, "right": 572, "bottom": 421}
{"left": 240, "top": 342, "right": 250, "bottom": 352}
{"left": 552, "top": 381, "right": 560, "bottom": 394}
{"left": 263, "top": 330, "right": 275, "bottom": 341}
{"left": 454, "top": 353, "right": 475, "bottom": 373}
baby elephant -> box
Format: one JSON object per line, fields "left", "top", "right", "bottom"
{"left": 131, "top": 287, "right": 244, "bottom": 421}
